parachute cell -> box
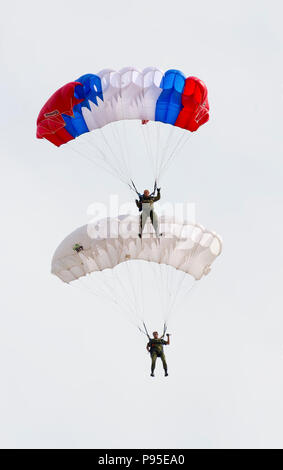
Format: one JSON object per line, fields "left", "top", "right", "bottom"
{"left": 175, "top": 77, "right": 209, "bottom": 131}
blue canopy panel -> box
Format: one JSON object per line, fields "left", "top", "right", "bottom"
{"left": 62, "top": 74, "right": 104, "bottom": 138}
{"left": 155, "top": 69, "right": 186, "bottom": 125}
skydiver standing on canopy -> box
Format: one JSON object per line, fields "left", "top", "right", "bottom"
{"left": 135, "top": 186, "right": 161, "bottom": 238}
{"left": 147, "top": 331, "right": 170, "bottom": 377}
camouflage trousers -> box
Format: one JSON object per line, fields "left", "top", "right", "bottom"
{"left": 151, "top": 352, "right": 168, "bottom": 373}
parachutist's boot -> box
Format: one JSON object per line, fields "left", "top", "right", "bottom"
{"left": 138, "top": 233, "right": 142, "bottom": 239}
{"left": 164, "top": 371, "right": 168, "bottom": 377}
{"left": 150, "top": 372, "right": 154, "bottom": 377}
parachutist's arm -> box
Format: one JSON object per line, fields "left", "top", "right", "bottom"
{"left": 153, "top": 188, "right": 161, "bottom": 202}
{"left": 165, "top": 333, "right": 170, "bottom": 345}
{"left": 146, "top": 342, "right": 151, "bottom": 352}
{"left": 136, "top": 199, "right": 142, "bottom": 210}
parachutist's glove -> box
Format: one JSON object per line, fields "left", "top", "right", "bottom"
{"left": 157, "top": 188, "right": 161, "bottom": 193}
{"left": 136, "top": 199, "right": 142, "bottom": 211}
{"left": 166, "top": 333, "right": 170, "bottom": 336}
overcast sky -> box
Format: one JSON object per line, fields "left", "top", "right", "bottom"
{"left": 1, "top": 0, "right": 283, "bottom": 449}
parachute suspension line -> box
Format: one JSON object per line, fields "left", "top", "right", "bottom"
{"left": 167, "top": 279, "right": 197, "bottom": 328}
{"left": 80, "top": 276, "right": 117, "bottom": 305}
{"left": 138, "top": 325, "right": 150, "bottom": 337}
{"left": 141, "top": 123, "right": 156, "bottom": 180}
{"left": 124, "top": 260, "right": 145, "bottom": 326}
{"left": 141, "top": 121, "right": 164, "bottom": 188}
{"left": 69, "top": 276, "right": 138, "bottom": 330}
{"left": 152, "top": 180, "right": 157, "bottom": 196}
{"left": 153, "top": 123, "right": 161, "bottom": 183}
{"left": 129, "top": 179, "right": 140, "bottom": 196}
{"left": 97, "top": 125, "right": 132, "bottom": 184}
{"left": 142, "top": 321, "right": 151, "bottom": 340}
{"left": 97, "top": 271, "right": 144, "bottom": 329}
{"left": 142, "top": 260, "right": 167, "bottom": 333}
{"left": 109, "top": 264, "right": 142, "bottom": 326}
{"left": 164, "top": 270, "right": 189, "bottom": 326}
{"left": 161, "top": 259, "right": 175, "bottom": 323}
{"left": 163, "top": 229, "right": 202, "bottom": 325}
{"left": 102, "top": 244, "right": 146, "bottom": 331}
{"left": 158, "top": 129, "right": 183, "bottom": 179}
{"left": 131, "top": 260, "right": 150, "bottom": 337}
{"left": 157, "top": 263, "right": 169, "bottom": 330}
{"left": 81, "top": 133, "right": 129, "bottom": 184}
{"left": 119, "top": 95, "right": 134, "bottom": 185}
{"left": 68, "top": 276, "right": 111, "bottom": 304}
{"left": 138, "top": 259, "right": 145, "bottom": 325}
{"left": 145, "top": 121, "right": 156, "bottom": 180}
{"left": 140, "top": 84, "right": 155, "bottom": 180}
{"left": 154, "top": 121, "right": 162, "bottom": 185}
{"left": 141, "top": 123, "right": 151, "bottom": 160}
{"left": 166, "top": 278, "right": 197, "bottom": 328}
{"left": 165, "top": 266, "right": 178, "bottom": 322}
{"left": 74, "top": 135, "right": 128, "bottom": 184}
{"left": 111, "top": 261, "right": 141, "bottom": 327}
{"left": 148, "top": 259, "right": 173, "bottom": 334}
{"left": 148, "top": 122, "right": 157, "bottom": 180}
{"left": 80, "top": 274, "right": 121, "bottom": 310}
{"left": 161, "top": 264, "right": 169, "bottom": 319}
{"left": 155, "top": 263, "right": 165, "bottom": 316}
{"left": 157, "top": 130, "right": 186, "bottom": 179}
{"left": 180, "top": 278, "right": 197, "bottom": 304}
{"left": 158, "top": 131, "right": 191, "bottom": 181}
{"left": 99, "top": 272, "right": 135, "bottom": 317}
{"left": 84, "top": 276, "right": 145, "bottom": 332}
{"left": 82, "top": 251, "right": 133, "bottom": 318}
{"left": 94, "top": 119, "right": 132, "bottom": 185}
{"left": 162, "top": 267, "right": 180, "bottom": 327}
{"left": 157, "top": 123, "right": 175, "bottom": 179}
{"left": 160, "top": 322, "right": 167, "bottom": 339}
{"left": 108, "top": 120, "right": 133, "bottom": 184}
{"left": 67, "top": 143, "right": 127, "bottom": 185}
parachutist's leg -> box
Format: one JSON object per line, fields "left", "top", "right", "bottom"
{"left": 151, "top": 353, "right": 157, "bottom": 376}
{"left": 150, "top": 210, "right": 160, "bottom": 237}
{"left": 140, "top": 210, "right": 149, "bottom": 237}
{"left": 160, "top": 352, "right": 168, "bottom": 376}
{"left": 139, "top": 214, "right": 142, "bottom": 238}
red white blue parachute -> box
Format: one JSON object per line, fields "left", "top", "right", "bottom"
{"left": 37, "top": 67, "right": 209, "bottom": 186}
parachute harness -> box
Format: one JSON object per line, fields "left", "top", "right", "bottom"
{"left": 138, "top": 321, "right": 167, "bottom": 340}
{"left": 128, "top": 179, "right": 157, "bottom": 198}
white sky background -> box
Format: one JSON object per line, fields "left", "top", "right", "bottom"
{"left": 0, "top": 0, "right": 283, "bottom": 449}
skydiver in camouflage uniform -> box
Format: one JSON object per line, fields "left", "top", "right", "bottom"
{"left": 147, "top": 331, "right": 170, "bottom": 377}
{"left": 135, "top": 188, "right": 161, "bottom": 238}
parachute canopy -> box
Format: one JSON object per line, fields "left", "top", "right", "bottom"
{"left": 52, "top": 216, "right": 222, "bottom": 333}
{"left": 37, "top": 67, "right": 209, "bottom": 147}
{"left": 51, "top": 215, "right": 221, "bottom": 283}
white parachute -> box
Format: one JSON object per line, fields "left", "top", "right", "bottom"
{"left": 52, "top": 215, "right": 222, "bottom": 333}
